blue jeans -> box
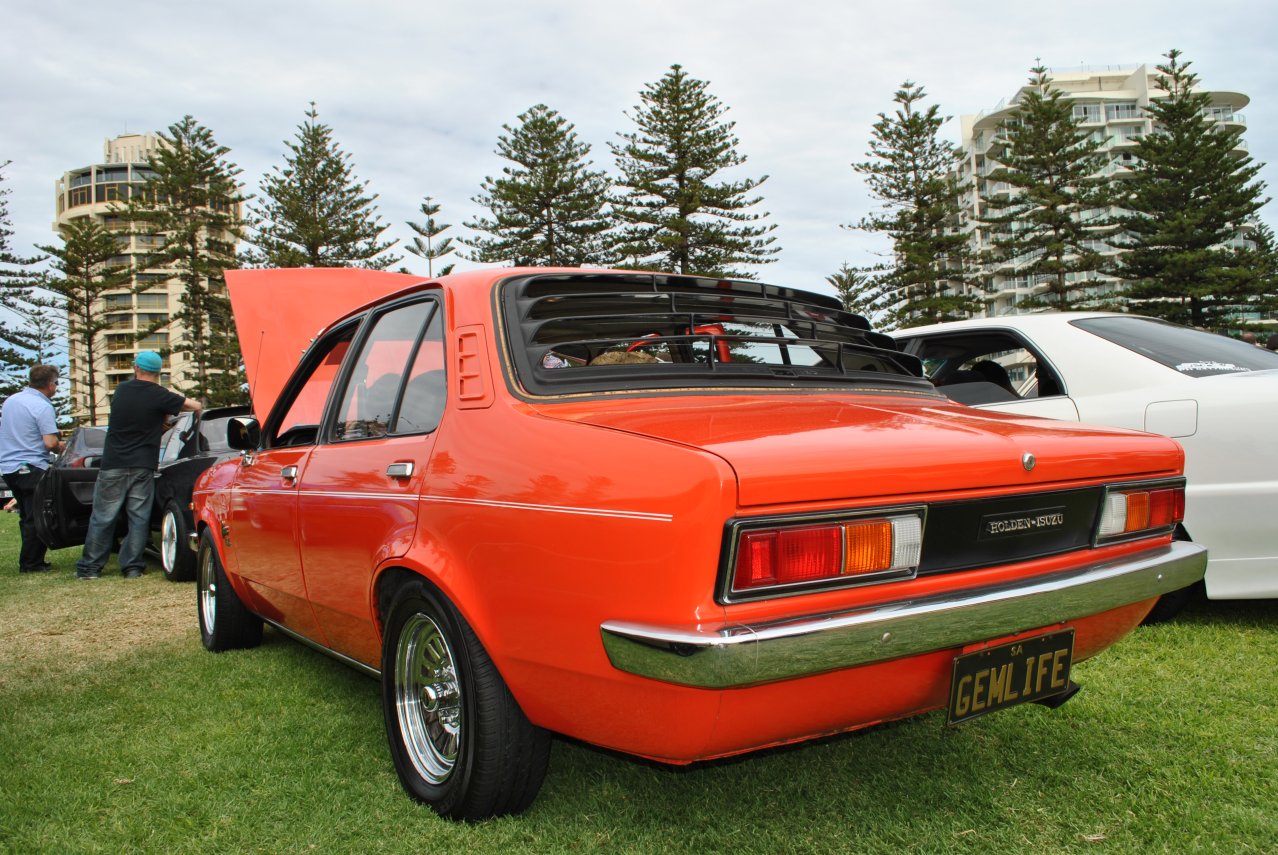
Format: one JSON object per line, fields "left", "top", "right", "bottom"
{"left": 76, "top": 468, "right": 155, "bottom": 576}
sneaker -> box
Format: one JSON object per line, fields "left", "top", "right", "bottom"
{"left": 77, "top": 572, "right": 102, "bottom": 580}
{"left": 123, "top": 568, "right": 143, "bottom": 579}
{"left": 20, "top": 563, "right": 53, "bottom": 573}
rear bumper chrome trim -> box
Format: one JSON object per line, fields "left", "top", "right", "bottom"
{"left": 600, "top": 541, "right": 1206, "bottom": 689}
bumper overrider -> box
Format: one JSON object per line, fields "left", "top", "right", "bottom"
{"left": 601, "top": 541, "right": 1206, "bottom": 689}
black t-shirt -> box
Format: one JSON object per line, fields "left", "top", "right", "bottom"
{"left": 101, "top": 379, "right": 187, "bottom": 470}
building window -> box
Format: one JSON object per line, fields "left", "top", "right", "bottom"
{"left": 136, "top": 292, "right": 168, "bottom": 309}
{"left": 1073, "top": 104, "right": 1102, "bottom": 123}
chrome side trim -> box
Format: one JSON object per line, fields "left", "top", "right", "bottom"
{"left": 600, "top": 541, "right": 1207, "bottom": 689}
{"left": 264, "top": 618, "right": 382, "bottom": 679}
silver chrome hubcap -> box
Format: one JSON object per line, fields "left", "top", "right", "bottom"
{"left": 162, "top": 512, "right": 178, "bottom": 573}
{"left": 198, "top": 547, "right": 216, "bottom": 631}
{"left": 395, "top": 613, "right": 461, "bottom": 783}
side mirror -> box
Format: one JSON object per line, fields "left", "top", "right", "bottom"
{"left": 227, "top": 417, "right": 261, "bottom": 450}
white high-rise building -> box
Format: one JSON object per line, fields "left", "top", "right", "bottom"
{"left": 952, "top": 65, "right": 1251, "bottom": 318}
{"left": 53, "top": 133, "right": 240, "bottom": 423}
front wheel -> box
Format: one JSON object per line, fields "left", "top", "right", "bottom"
{"left": 197, "top": 529, "right": 263, "bottom": 651}
{"left": 160, "top": 500, "right": 195, "bottom": 582}
{"left": 381, "top": 578, "right": 550, "bottom": 820}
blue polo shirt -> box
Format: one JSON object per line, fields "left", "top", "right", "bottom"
{"left": 0, "top": 386, "right": 58, "bottom": 473}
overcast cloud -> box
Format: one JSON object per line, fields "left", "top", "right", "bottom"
{"left": 3, "top": 0, "right": 1275, "bottom": 294}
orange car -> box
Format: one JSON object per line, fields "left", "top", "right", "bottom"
{"left": 192, "top": 267, "right": 1206, "bottom": 820}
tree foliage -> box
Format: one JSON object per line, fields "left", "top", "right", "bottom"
{"left": 37, "top": 219, "right": 133, "bottom": 423}
{"left": 463, "top": 104, "right": 615, "bottom": 267}
{"left": 825, "top": 262, "right": 885, "bottom": 322}
{"left": 979, "top": 64, "right": 1118, "bottom": 310}
{"left": 404, "top": 196, "right": 455, "bottom": 276}
{"left": 245, "top": 103, "right": 398, "bottom": 270}
{"left": 851, "top": 82, "right": 978, "bottom": 328}
{"left": 123, "top": 115, "right": 247, "bottom": 405}
{"left": 1115, "top": 50, "right": 1270, "bottom": 327}
{"left": 1, "top": 160, "right": 46, "bottom": 394}
{"left": 612, "top": 65, "right": 778, "bottom": 278}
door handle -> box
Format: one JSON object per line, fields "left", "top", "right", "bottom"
{"left": 281, "top": 465, "right": 298, "bottom": 480}
{"left": 386, "top": 462, "right": 414, "bottom": 479}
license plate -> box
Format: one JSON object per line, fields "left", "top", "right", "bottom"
{"left": 947, "top": 629, "right": 1075, "bottom": 725}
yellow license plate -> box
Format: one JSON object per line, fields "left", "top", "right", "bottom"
{"left": 947, "top": 629, "right": 1075, "bottom": 725}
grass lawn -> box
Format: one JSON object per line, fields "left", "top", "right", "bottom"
{"left": 1, "top": 512, "right": 1275, "bottom": 853}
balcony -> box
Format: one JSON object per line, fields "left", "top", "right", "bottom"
{"left": 1105, "top": 104, "right": 1144, "bottom": 122}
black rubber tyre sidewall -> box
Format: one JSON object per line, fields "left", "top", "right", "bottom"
{"left": 381, "top": 581, "right": 475, "bottom": 815}
{"left": 161, "top": 500, "right": 195, "bottom": 582}
{"left": 380, "top": 578, "right": 549, "bottom": 820}
{"left": 197, "top": 529, "right": 263, "bottom": 652}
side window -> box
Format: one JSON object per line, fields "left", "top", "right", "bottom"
{"left": 333, "top": 301, "right": 436, "bottom": 441}
{"left": 911, "top": 335, "right": 1066, "bottom": 404}
{"left": 392, "top": 308, "right": 446, "bottom": 435}
{"left": 159, "top": 413, "right": 192, "bottom": 464}
{"left": 268, "top": 327, "right": 356, "bottom": 447}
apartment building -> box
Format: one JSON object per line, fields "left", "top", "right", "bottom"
{"left": 53, "top": 133, "right": 238, "bottom": 424}
{"left": 953, "top": 65, "right": 1251, "bottom": 317}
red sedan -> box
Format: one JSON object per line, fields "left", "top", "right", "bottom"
{"left": 191, "top": 267, "right": 1205, "bottom": 819}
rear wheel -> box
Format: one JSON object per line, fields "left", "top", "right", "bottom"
{"left": 381, "top": 578, "right": 549, "bottom": 820}
{"left": 160, "top": 500, "right": 194, "bottom": 582}
{"left": 197, "top": 529, "right": 263, "bottom": 651}
{"left": 1141, "top": 526, "right": 1203, "bottom": 625}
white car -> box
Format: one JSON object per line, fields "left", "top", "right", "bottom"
{"left": 896, "top": 312, "right": 1278, "bottom": 615}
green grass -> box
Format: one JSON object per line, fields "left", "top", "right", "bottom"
{"left": 1, "top": 512, "right": 1275, "bottom": 853}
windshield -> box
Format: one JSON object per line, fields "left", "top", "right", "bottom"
{"left": 1072, "top": 317, "right": 1278, "bottom": 377}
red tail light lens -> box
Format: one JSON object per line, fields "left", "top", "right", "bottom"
{"left": 733, "top": 526, "right": 842, "bottom": 590}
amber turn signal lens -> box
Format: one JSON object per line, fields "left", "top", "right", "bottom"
{"left": 843, "top": 520, "right": 893, "bottom": 575}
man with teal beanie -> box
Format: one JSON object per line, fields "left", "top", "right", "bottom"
{"left": 76, "top": 351, "right": 201, "bottom": 579}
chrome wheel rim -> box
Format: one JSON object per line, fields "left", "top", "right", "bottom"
{"left": 395, "top": 613, "right": 461, "bottom": 783}
{"left": 161, "top": 512, "right": 178, "bottom": 574}
{"left": 198, "top": 546, "right": 216, "bottom": 632}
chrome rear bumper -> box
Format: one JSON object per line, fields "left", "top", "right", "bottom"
{"left": 600, "top": 541, "right": 1206, "bottom": 689}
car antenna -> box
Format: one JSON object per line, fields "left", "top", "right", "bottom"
{"left": 248, "top": 329, "right": 265, "bottom": 416}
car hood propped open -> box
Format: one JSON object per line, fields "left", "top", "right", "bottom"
{"left": 226, "top": 268, "right": 428, "bottom": 419}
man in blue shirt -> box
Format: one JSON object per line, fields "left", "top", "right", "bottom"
{"left": 76, "top": 351, "right": 200, "bottom": 579}
{"left": 0, "top": 365, "right": 64, "bottom": 573}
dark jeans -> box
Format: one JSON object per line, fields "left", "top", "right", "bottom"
{"left": 3, "top": 468, "right": 48, "bottom": 572}
{"left": 76, "top": 468, "right": 155, "bottom": 576}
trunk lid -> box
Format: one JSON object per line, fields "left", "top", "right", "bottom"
{"left": 538, "top": 393, "right": 1183, "bottom": 507}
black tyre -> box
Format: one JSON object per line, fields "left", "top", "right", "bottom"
{"left": 160, "top": 500, "right": 195, "bottom": 582}
{"left": 1141, "top": 580, "right": 1204, "bottom": 625}
{"left": 381, "top": 578, "right": 550, "bottom": 820}
{"left": 1141, "top": 527, "right": 1203, "bottom": 625}
{"left": 197, "top": 529, "right": 263, "bottom": 651}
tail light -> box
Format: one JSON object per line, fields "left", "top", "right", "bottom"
{"left": 1096, "top": 481, "right": 1185, "bottom": 542}
{"left": 726, "top": 510, "right": 924, "bottom": 601}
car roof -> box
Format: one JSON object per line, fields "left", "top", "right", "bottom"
{"left": 895, "top": 311, "right": 1130, "bottom": 337}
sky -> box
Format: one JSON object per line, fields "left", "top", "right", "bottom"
{"left": 3, "top": 0, "right": 1275, "bottom": 299}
